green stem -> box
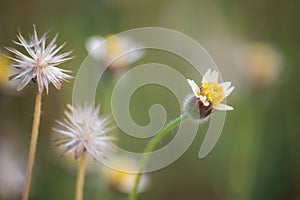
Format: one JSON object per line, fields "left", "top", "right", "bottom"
{"left": 129, "top": 113, "right": 189, "bottom": 200}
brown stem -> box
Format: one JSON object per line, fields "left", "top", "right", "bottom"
{"left": 22, "top": 93, "right": 42, "bottom": 200}
{"left": 75, "top": 154, "right": 86, "bottom": 200}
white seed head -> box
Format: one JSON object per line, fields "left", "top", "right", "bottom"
{"left": 54, "top": 104, "right": 116, "bottom": 161}
{"left": 5, "top": 25, "right": 73, "bottom": 94}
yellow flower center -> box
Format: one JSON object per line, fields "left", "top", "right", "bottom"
{"left": 107, "top": 36, "right": 122, "bottom": 55}
{"left": 105, "top": 36, "right": 128, "bottom": 69}
{"left": 201, "top": 81, "right": 224, "bottom": 105}
{"left": 114, "top": 170, "right": 128, "bottom": 182}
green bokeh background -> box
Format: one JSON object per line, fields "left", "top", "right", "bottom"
{"left": 0, "top": 0, "right": 300, "bottom": 199}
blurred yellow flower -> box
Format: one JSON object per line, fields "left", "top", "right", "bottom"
{"left": 0, "top": 54, "right": 14, "bottom": 91}
{"left": 101, "top": 156, "right": 150, "bottom": 194}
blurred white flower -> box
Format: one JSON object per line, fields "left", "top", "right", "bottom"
{"left": 204, "top": 39, "right": 283, "bottom": 91}
{"left": 0, "top": 141, "right": 25, "bottom": 199}
{"left": 5, "top": 26, "right": 73, "bottom": 94}
{"left": 54, "top": 104, "right": 115, "bottom": 161}
{"left": 101, "top": 156, "right": 150, "bottom": 194}
{"left": 85, "top": 35, "right": 144, "bottom": 73}
{"left": 243, "top": 43, "right": 283, "bottom": 88}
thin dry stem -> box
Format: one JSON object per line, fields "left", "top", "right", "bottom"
{"left": 75, "top": 154, "right": 86, "bottom": 200}
{"left": 22, "top": 93, "right": 42, "bottom": 200}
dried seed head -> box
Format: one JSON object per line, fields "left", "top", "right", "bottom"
{"left": 54, "top": 104, "right": 116, "bottom": 161}
{"left": 5, "top": 25, "right": 73, "bottom": 94}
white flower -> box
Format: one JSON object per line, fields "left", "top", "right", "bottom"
{"left": 101, "top": 156, "right": 150, "bottom": 194}
{"left": 54, "top": 104, "right": 115, "bottom": 160}
{"left": 85, "top": 35, "right": 144, "bottom": 71}
{"left": 187, "top": 69, "right": 235, "bottom": 111}
{"left": 5, "top": 26, "right": 73, "bottom": 94}
{"left": 244, "top": 43, "right": 283, "bottom": 88}
{"left": 0, "top": 141, "right": 25, "bottom": 199}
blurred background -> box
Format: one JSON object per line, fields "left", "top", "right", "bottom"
{"left": 0, "top": 0, "right": 300, "bottom": 199}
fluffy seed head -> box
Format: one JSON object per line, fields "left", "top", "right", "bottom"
{"left": 5, "top": 25, "right": 73, "bottom": 94}
{"left": 54, "top": 104, "right": 115, "bottom": 161}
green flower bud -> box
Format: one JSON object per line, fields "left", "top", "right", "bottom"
{"left": 183, "top": 94, "right": 213, "bottom": 121}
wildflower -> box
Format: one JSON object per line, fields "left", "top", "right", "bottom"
{"left": 101, "top": 156, "right": 149, "bottom": 194}
{"left": 0, "top": 141, "right": 25, "bottom": 199}
{"left": 130, "top": 70, "right": 235, "bottom": 200}
{"left": 5, "top": 26, "right": 73, "bottom": 94}
{"left": 186, "top": 69, "right": 234, "bottom": 119}
{"left": 54, "top": 104, "right": 115, "bottom": 161}
{"left": 85, "top": 35, "right": 144, "bottom": 74}
{"left": 244, "top": 43, "right": 282, "bottom": 88}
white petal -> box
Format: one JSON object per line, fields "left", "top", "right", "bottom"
{"left": 224, "top": 86, "right": 235, "bottom": 98}
{"left": 219, "top": 82, "right": 231, "bottom": 91}
{"left": 122, "top": 37, "right": 145, "bottom": 63}
{"left": 202, "top": 69, "right": 219, "bottom": 82}
{"left": 85, "top": 35, "right": 107, "bottom": 59}
{"left": 199, "top": 95, "right": 206, "bottom": 102}
{"left": 187, "top": 79, "right": 200, "bottom": 98}
{"left": 199, "top": 95, "right": 209, "bottom": 106}
{"left": 210, "top": 70, "right": 218, "bottom": 82}
{"left": 137, "top": 175, "right": 150, "bottom": 193}
{"left": 214, "top": 103, "right": 234, "bottom": 111}
{"left": 202, "top": 69, "right": 211, "bottom": 82}
{"left": 122, "top": 36, "right": 135, "bottom": 48}
{"left": 126, "top": 49, "right": 144, "bottom": 64}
